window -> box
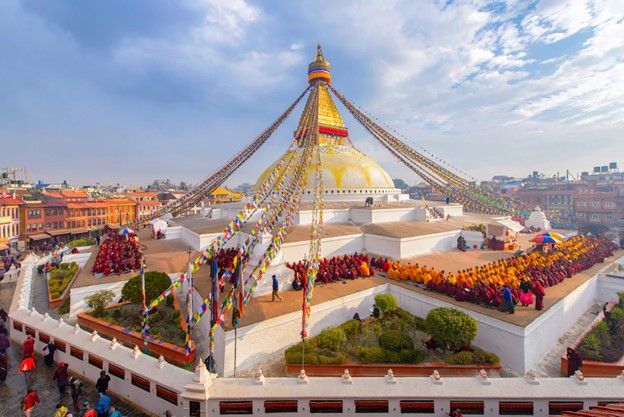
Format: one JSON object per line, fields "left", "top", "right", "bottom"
{"left": 578, "top": 213, "right": 586, "bottom": 220}
{"left": 590, "top": 213, "right": 601, "bottom": 221}
{"left": 604, "top": 200, "right": 614, "bottom": 208}
{"left": 605, "top": 214, "right": 613, "bottom": 221}
{"left": 577, "top": 200, "right": 586, "bottom": 207}
{"left": 590, "top": 200, "right": 600, "bottom": 208}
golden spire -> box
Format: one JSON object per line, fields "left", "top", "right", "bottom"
{"left": 308, "top": 44, "right": 331, "bottom": 84}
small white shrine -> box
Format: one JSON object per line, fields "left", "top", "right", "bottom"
{"left": 525, "top": 206, "right": 551, "bottom": 231}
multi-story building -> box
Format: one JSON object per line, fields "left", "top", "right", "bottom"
{"left": 20, "top": 201, "right": 47, "bottom": 239}
{"left": 207, "top": 187, "right": 244, "bottom": 205}
{"left": 105, "top": 199, "right": 137, "bottom": 226}
{"left": 66, "top": 201, "right": 108, "bottom": 234}
{"left": 515, "top": 184, "right": 576, "bottom": 224}
{"left": 126, "top": 192, "right": 161, "bottom": 221}
{"left": 0, "top": 192, "right": 23, "bottom": 251}
{"left": 574, "top": 174, "right": 624, "bottom": 236}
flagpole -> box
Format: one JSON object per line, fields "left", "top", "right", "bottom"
{"left": 209, "top": 249, "right": 218, "bottom": 373}
{"left": 233, "top": 260, "right": 239, "bottom": 378}
{"left": 140, "top": 259, "right": 149, "bottom": 355}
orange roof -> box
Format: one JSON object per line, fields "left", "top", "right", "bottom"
{"left": 0, "top": 194, "right": 24, "bottom": 205}
{"left": 61, "top": 191, "right": 89, "bottom": 198}
{"left": 104, "top": 199, "right": 137, "bottom": 206}
{"left": 138, "top": 200, "right": 161, "bottom": 206}
{"left": 126, "top": 192, "right": 158, "bottom": 198}
{"left": 41, "top": 191, "right": 63, "bottom": 199}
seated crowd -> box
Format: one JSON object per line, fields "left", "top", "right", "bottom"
{"left": 92, "top": 232, "right": 142, "bottom": 275}
{"left": 286, "top": 252, "right": 382, "bottom": 287}
{"left": 384, "top": 235, "right": 618, "bottom": 310}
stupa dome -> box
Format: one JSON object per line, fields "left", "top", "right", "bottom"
{"left": 256, "top": 145, "right": 395, "bottom": 191}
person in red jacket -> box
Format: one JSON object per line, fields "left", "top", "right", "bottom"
{"left": 80, "top": 400, "right": 97, "bottom": 417}
{"left": 21, "top": 389, "right": 40, "bottom": 416}
{"left": 22, "top": 335, "right": 35, "bottom": 359}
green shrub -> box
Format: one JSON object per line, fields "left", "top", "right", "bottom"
{"left": 472, "top": 347, "right": 500, "bottom": 364}
{"left": 412, "top": 316, "right": 427, "bottom": 332}
{"left": 68, "top": 237, "right": 96, "bottom": 248}
{"left": 374, "top": 294, "right": 399, "bottom": 314}
{"left": 166, "top": 294, "right": 174, "bottom": 308}
{"left": 317, "top": 327, "right": 346, "bottom": 351}
{"left": 172, "top": 309, "right": 181, "bottom": 324}
{"left": 579, "top": 333, "right": 601, "bottom": 360}
{"left": 354, "top": 346, "right": 386, "bottom": 364}
{"left": 593, "top": 321, "right": 611, "bottom": 347}
{"left": 379, "top": 330, "right": 414, "bottom": 352}
{"left": 399, "top": 348, "right": 426, "bottom": 364}
{"left": 85, "top": 290, "right": 115, "bottom": 318}
{"left": 425, "top": 307, "right": 478, "bottom": 350}
{"left": 340, "top": 319, "right": 361, "bottom": 337}
{"left": 381, "top": 349, "right": 401, "bottom": 363}
{"left": 58, "top": 297, "right": 70, "bottom": 315}
{"left": 618, "top": 292, "right": 624, "bottom": 309}
{"left": 121, "top": 271, "right": 172, "bottom": 305}
{"left": 112, "top": 309, "right": 122, "bottom": 320}
{"left": 284, "top": 340, "right": 345, "bottom": 365}
{"left": 609, "top": 307, "right": 624, "bottom": 337}
{"left": 50, "top": 292, "right": 61, "bottom": 300}
{"left": 448, "top": 351, "right": 476, "bottom": 365}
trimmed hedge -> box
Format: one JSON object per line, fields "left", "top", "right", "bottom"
{"left": 48, "top": 262, "right": 79, "bottom": 299}
{"left": 68, "top": 237, "right": 96, "bottom": 248}
{"left": 379, "top": 330, "right": 414, "bottom": 352}
{"left": 447, "top": 347, "right": 500, "bottom": 365}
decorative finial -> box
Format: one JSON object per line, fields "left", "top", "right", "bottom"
{"left": 110, "top": 338, "right": 118, "bottom": 350}
{"left": 158, "top": 355, "right": 165, "bottom": 369}
{"left": 43, "top": 312, "right": 49, "bottom": 321}
{"left": 478, "top": 369, "right": 491, "bottom": 385}
{"left": 386, "top": 369, "right": 397, "bottom": 384}
{"left": 30, "top": 306, "right": 37, "bottom": 316}
{"left": 91, "top": 330, "right": 99, "bottom": 342}
{"left": 73, "top": 323, "right": 80, "bottom": 334}
{"left": 254, "top": 368, "right": 265, "bottom": 385}
{"left": 133, "top": 345, "right": 141, "bottom": 358}
{"left": 57, "top": 317, "right": 65, "bottom": 327}
{"left": 342, "top": 369, "right": 353, "bottom": 384}
{"left": 298, "top": 369, "right": 309, "bottom": 384}
{"left": 574, "top": 370, "right": 587, "bottom": 385}
{"left": 308, "top": 44, "right": 331, "bottom": 84}
{"left": 431, "top": 370, "right": 443, "bottom": 384}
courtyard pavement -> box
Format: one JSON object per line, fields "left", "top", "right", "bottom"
{"left": 1, "top": 282, "right": 158, "bottom": 417}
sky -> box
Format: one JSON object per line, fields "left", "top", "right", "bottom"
{"left": 1, "top": 0, "right": 623, "bottom": 188}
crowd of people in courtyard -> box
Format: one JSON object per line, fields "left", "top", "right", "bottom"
{"left": 286, "top": 252, "right": 375, "bottom": 287}
{"left": 92, "top": 231, "right": 142, "bottom": 276}
{"left": 383, "top": 235, "right": 618, "bottom": 311}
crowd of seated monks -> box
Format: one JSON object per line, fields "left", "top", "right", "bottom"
{"left": 384, "top": 235, "right": 618, "bottom": 308}
{"left": 92, "top": 232, "right": 142, "bottom": 275}
{"left": 286, "top": 253, "right": 391, "bottom": 284}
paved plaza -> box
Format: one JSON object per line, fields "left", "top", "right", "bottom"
{"left": 0, "top": 282, "right": 157, "bottom": 417}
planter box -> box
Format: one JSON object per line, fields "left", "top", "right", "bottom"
{"left": 286, "top": 361, "right": 501, "bottom": 377}
{"left": 77, "top": 296, "right": 196, "bottom": 367}
{"left": 560, "top": 301, "right": 624, "bottom": 377}
{"left": 48, "top": 265, "right": 81, "bottom": 310}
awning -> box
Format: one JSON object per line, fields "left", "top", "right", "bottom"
{"left": 46, "top": 229, "right": 72, "bottom": 236}
{"left": 0, "top": 243, "right": 8, "bottom": 251}
{"left": 71, "top": 228, "right": 90, "bottom": 234}
{"left": 496, "top": 219, "right": 525, "bottom": 233}
{"left": 28, "top": 233, "right": 51, "bottom": 241}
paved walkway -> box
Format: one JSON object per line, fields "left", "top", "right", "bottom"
{"left": 1, "top": 280, "right": 156, "bottom": 416}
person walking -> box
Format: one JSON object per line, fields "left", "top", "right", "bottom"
{"left": 18, "top": 353, "right": 36, "bottom": 385}
{"left": 95, "top": 392, "right": 110, "bottom": 417}
{"left": 44, "top": 340, "right": 57, "bottom": 367}
{"left": 69, "top": 375, "right": 84, "bottom": 412}
{"left": 80, "top": 400, "right": 96, "bottom": 417}
{"left": 271, "top": 275, "right": 282, "bottom": 302}
{"left": 498, "top": 284, "right": 515, "bottom": 314}
{"left": 22, "top": 335, "right": 35, "bottom": 359}
{"left": 0, "top": 347, "right": 7, "bottom": 383}
{"left": 95, "top": 370, "right": 111, "bottom": 394}
{"left": 108, "top": 407, "right": 122, "bottom": 417}
{"left": 54, "top": 403, "right": 72, "bottom": 417}
{"left": 20, "top": 388, "right": 40, "bottom": 417}
{"left": 52, "top": 362, "right": 70, "bottom": 395}
{"left": 533, "top": 282, "right": 545, "bottom": 311}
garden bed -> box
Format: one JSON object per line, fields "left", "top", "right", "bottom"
{"left": 77, "top": 295, "right": 195, "bottom": 367}
{"left": 560, "top": 297, "right": 624, "bottom": 377}
{"left": 285, "top": 296, "right": 500, "bottom": 377}
{"left": 47, "top": 262, "right": 80, "bottom": 309}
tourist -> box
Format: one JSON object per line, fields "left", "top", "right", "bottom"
{"left": 96, "top": 392, "right": 111, "bottom": 417}
{"left": 80, "top": 400, "right": 96, "bottom": 417}
{"left": 53, "top": 362, "right": 70, "bottom": 395}
{"left": 96, "top": 370, "right": 111, "bottom": 394}
{"left": 22, "top": 335, "right": 35, "bottom": 359}
{"left": 271, "top": 275, "right": 282, "bottom": 302}
{"left": 0, "top": 329, "right": 10, "bottom": 351}
{"left": 499, "top": 285, "right": 515, "bottom": 314}
{"left": 69, "top": 376, "right": 84, "bottom": 412}
{"left": 0, "top": 347, "right": 7, "bottom": 383}
{"left": 18, "top": 352, "right": 36, "bottom": 384}
{"left": 44, "top": 339, "right": 57, "bottom": 367}
{"left": 55, "top": 403, "right": 72, "bottom": 417}
{"left": 519, "top": 279, "right": 533, "bottom": 307}
{"left": 20, "top": 388, "right": 40, "bottom": 416}
{"left": 450, "top": 408, "right": 463, "bottom": 417}
{"left": 108, "top": 407, "right": 122, "bottom": 417}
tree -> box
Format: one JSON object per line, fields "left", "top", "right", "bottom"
{"left": 85, "top": 290, "right": 115, "bottom": 317}
{"left": 425, "top": 307, "right": 478, "bottom": 350}
{"left": 393, "top": 178, "right": 409, "bottom": 191}
{"left": 374, "top": 293, "right": 398, "bottom": 314}
{"left": 121, "top": 271, "right": 172, "bottom": 305}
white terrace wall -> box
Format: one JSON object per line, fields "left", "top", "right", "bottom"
{"left": 8, "top": 257, "right": 208, "bottom": 417}
{"left": 219, "top": 285, "right": 387, "bottom": 377}
{"left": 207, "top": 375, "right": 624, "bottom": 417}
